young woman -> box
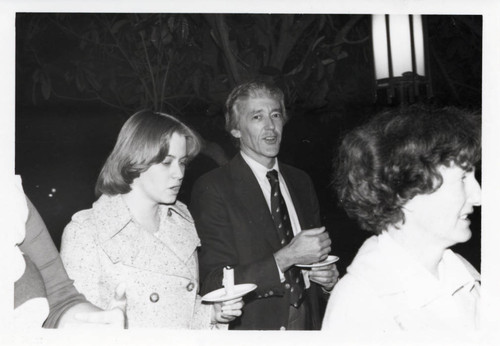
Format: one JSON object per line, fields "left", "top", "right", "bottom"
{"left": 61, "top": 110, "right": 243, "bottom": 328}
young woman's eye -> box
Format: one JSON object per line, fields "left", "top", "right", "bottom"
{"left": 162, "top": 160, "right": 173, "bottom": 166}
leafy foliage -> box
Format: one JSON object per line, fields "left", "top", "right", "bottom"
{"left": 20, "top": 14, "right": 214, "bottom": 114}
{"left": 19, "top": 13, "right": 377, "bottom": 117}
{"left": 18, "top": 13, "right": 481, "bottom": 125}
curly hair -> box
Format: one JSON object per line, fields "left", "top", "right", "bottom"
{"left": 95, "top": 110, "right": 202, "bottom": 197}
{"left": 225, "top": 80, "right": 289, "bottom": 136}
{"left": 333, "top": 105, "right": 481, "bottom": 234}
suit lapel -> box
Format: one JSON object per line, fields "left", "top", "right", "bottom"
{"left": 280, "top": 165, "right": 305, "bottom": 229}
{"left": 230, "top": 154, "right": 281, "bottom": 251}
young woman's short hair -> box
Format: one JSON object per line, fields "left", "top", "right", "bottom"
{"left": 224, "top": 80, "right": 289, "bottom": 135}
{"left": 95, "top": 110, "right": 202, "bottom": 197}
{"left": 333, "top": 105, "right": 481, "bottom": 234}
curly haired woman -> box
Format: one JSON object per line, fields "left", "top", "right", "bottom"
{"left": 322, "top": 106, "right": 481, "bottom": 332}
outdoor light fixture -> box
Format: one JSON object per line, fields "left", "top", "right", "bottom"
{"left": 372, "top": 14, "right": 432, "bottom": 106}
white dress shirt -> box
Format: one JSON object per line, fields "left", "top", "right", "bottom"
{"left": 240, "top": 151, "right": 302, "bottom": 236}
{"left": 240, "top": 151, "right": 310, "bottom": 286}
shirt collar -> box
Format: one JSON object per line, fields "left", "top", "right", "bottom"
{"left": 370, "top": 232, "right": 479, "bottom": 307}
{"left": 439, "top": 249, "right": 480, "bottom": 295}
{"left": 240, "top": 150, "right": 280, "bottom": 180}
{"left": 93, "top": 194, "right": 189, "bottom": 241}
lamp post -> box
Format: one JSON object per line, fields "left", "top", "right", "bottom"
{"left": 372, "top": 14, "right": 432, "bottom": 106}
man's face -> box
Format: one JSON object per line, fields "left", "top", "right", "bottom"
{"left": 231, "top": 96, "right": 284, "bottom": 169}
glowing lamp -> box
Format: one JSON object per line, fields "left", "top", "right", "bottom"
{"left": 372, "top": 14, "right": 432, "bottom": 105}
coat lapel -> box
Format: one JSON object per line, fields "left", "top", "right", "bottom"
{"left": 230, "top": 154, "right": 281, "bottom": 251}
{"left": 153, "top": 203, "right": 200, "bottom": 278}
{"left": 94, "top": 195, "right": 198, "bottom": 279}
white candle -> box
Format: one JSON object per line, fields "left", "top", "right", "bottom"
{"left": 223, "top": 266, "right": 235, "bottom": 295}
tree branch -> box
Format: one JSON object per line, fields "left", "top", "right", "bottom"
{"left": 269, "top": 15, "right": 316, "bottom": 70}
{"left": 139, "top": 30, "right": 158, "bottom": 109}
{"left": 208, "top": 14, "right": 242, "bottom": 86}
{"left": 102, "top": 15, "right": 155, "bottom": 106}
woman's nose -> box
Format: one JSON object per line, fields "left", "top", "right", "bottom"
{"left": 467, "top": 176, "right": 482, "bottom": 206}
{"left": 173, "top": 162, "right": 185, "bottom": 180}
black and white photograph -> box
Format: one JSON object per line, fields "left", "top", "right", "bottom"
{"left": 2, "top": 0, "right": 500, "bottom": 345}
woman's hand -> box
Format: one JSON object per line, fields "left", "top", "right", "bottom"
{"left": 211, "top": 297, "right": 244, "bottom": 324}
{"left": 57, "top": 283, "right": 127, "bottom": 328}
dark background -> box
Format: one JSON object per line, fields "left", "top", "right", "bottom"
{"left": 15, "top": 13, "right": 482, "bottom": 275}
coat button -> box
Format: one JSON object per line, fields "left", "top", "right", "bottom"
{"left": 186, "top": 282, "right": 195, "bottom": 291}
{"left": 285, "top": 283, "right": 291, "bottom": 289}
{"left": 150, "top": 293, "right": 159, "bottom": 303}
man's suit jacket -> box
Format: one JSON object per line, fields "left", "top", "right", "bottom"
{"left": 190, "top": 153, "right": 326, "bottom": 330}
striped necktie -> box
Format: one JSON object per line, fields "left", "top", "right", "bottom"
{"left": 266, "top": 169, "right": 305, "bottom": 308}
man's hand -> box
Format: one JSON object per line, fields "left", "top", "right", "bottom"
{"left": 309, "top": 263, "right": 339, "bottom": 292}
{"left": 274, "top": 227, "right": 331, "bottom": 272}
{"left": 58, "top": 283, "right": 127, "bottom": 328}
{"left": 211, "top": 297, "right": 244, "bottom": 324}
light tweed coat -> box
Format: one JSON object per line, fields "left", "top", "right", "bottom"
{"left": 61, "top": 194, "right": 217, "bottom": 329}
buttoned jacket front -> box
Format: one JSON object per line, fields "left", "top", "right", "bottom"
{"left": 61, "top": 194, "right": 214, "bottom": 329}
{"left": 191, "top": 153, "right": 325, "bottom": 330}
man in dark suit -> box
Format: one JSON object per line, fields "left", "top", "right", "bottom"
{"left": 190, "top": 81, "right": 338, "bottom": 330}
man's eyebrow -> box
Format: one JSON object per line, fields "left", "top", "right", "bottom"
{"left": 248, "top": 107, "right": 281, "bottom": 115}
{"left": 248, "top": 108, "right": 263, "bottom": 115}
